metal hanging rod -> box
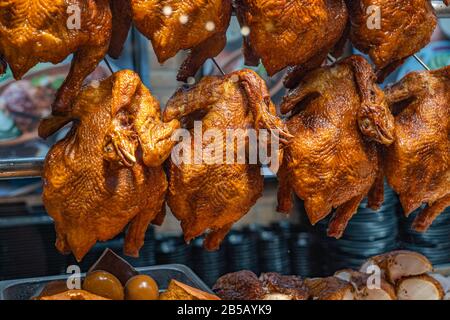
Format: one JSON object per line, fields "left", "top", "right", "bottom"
{"left": 0, "top": 158, "right": 43, "bottom": 180}
{"left": 212, "top": 58, "right": 226, "bottom": 76}
{"left": 433, "top": 1, "right": 450, "bottom": 17}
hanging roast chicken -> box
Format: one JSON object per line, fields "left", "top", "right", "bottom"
{"left": 163, "top": 69, "right": 291, "bottom": 250}
{"left": 234, "top": 0, "right": 348, "bottom": 88}
{"left": 130, "top": 0, "right": 232, "bottom": 81}
{"left": 277, "top": 55, "right": 395, "bottom": 238}
{"left": 38, "top": 70, "right": 180, "bottom": 261}
{"left": 384, "top": 66, "right": 449, "bottom": 232}
{"left": 345, "top": 0, "right": 439, "bottom": 81}
{"left": 0, "top": 0, "right": 131, "bottom": 114}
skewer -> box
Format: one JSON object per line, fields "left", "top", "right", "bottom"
{"left": 0, "top": 158, "right": 43, "bottom": 180}
{"left": 212, "top": 58, "right": 226, "bottom": 76}
{"left": 327, "top": 54, "right": 337, "bottom": 65}
{"left": 103, "top": 57, "right": 114, "bottom": 74}
{"left": 413, "top": 54, "right": 431, "bottom": 71}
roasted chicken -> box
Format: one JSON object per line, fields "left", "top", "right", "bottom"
{"left": 39, "top": 290, "right": 110, "bottom": 300}
{"left": 335, "top": 269, "right": 396, "bottom": 300}
{"left": 305, "top": 277, "right": 354, "bottom": 300}
{"left": 234, "top": 0, "right": 348, "bottom": 88}
{"left": 277, "top": 55, "right": 395, "bottom": 238}
{"left": 383, "top": 67, "right": 450, "bottom": 232}
{"left": 346, "top": 0, "right": 438, "bottom": 81}
{"left": 131, "top": 0, "right": 232, "bottom": 81}
{"left": 0, "top": 0, "right": 117, "bottom": 114}
{"left": 213, "top": 271, "right": 309, "bottom": 300}
{"left": 39, "top": 70, "right": 179, "bottom": 261}
{"left": 396, "top": 274, "right": 444, "bottom": 300}
{"left": 360, "top": 250, "right": 433, "bottom": 284}
{"left": 163, "top": 69, "right": 290, "bottom": 250}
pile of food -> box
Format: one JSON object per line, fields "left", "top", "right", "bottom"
{"left": 39, "top": 275, "right": 219, "bottom": 301}
{"left": 213, "top": 250, "right": 448, "bottom": 300}
{"left": 35, "top": 250, "right": 220, "bottom": 301}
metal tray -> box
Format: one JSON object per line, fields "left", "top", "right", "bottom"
{"left": 0, "top": 264, "right": 212, "bottom": 300}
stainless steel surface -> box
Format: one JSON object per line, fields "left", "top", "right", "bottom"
{"left": 0, "top": 158, "right": 44, "bottom": 180}
{"left": 434, "top": 1, "right": 450, "bottom": 18}
{"left": 0, "top": 264, "right": 212, "bottom": 300}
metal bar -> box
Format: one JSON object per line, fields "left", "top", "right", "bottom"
{"left": 327, "top": 54, "right": 337, "bottom": 64}
{"left": 0, "top": 158, "right": 44, "bottom": 180}
{"left": 212, "top": 58, "right": 226, "bottom": 76}
{"left": 413, "top": 54, "right": 431, "bottom": 71}
{"left": 103, "top": 57, "right": 114, "bottom": 74}
{"left": 433, "top": 1, "right": 450, "bottom": 18}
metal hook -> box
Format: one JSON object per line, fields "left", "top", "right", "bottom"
{"left": 212, "top": 58, "right": 226, "bottom": 76}
{"left": 103, "top": 57, "right": 115, "bottom": 74}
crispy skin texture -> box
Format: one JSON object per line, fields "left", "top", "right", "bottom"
{"left": 305, "top": 277, "right": 353, "bottom": 300}
{"left": 160, "top": 280, "right": 221, "bottom": 300}
{"left": 39, "top": 290, "right": 110, "bottom": 300}
{"left": 260, "top": 273, "right": 309, "bottom": 300}
{"left": 278, "top": 56, "right": 394, "bottom": 238}
{"left": 214, "top": 271, "right": 265, "bottom": 300}
{"left": 39, "top": 70, "right": 179, "bottom": 262}
{"left": 213, "top": 271, "right": 309, "bottom": 300}
{"left": 131, "top": 0, "right": 232, "bottom": 81}
{"left": 163, "top": 69, "right": 290, "bottom": 250}
{"left": 384, "top": 67, "right": 450, "bottom": 231}
{"left": 346, "top": 0, "right": 437, "bottom": 81}
{"left": 0, "top": 0, "right": 113, "bottom": 114}
{"left": 234, "top": 0, "right": 348, "bottom": 83}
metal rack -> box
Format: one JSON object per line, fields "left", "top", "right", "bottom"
{"left": 0, "top": 2, "right": 449, "bottom": 180}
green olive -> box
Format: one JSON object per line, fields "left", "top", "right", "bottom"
{"left": 125, "top": 275, "right": 159, "bottom": 300}
{"left": 83, "top": 270, "right": 124, "bottom": 300}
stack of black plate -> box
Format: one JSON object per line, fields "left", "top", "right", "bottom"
{"left": 271, "top": 220, "right": 297, "bottom": 242}
{"left": 400, "top": 206, "right": 450, "bottom": 265}
{"left": 316, "top": 183, "right": 400, "bottom": 273}
{"left": 289, "top": 232, "right": 319, "bottom": 277}
{"left": 155, "top": 236, "right": 191, "bottom": 266}
{"left": 258, "top": 229, "right": 291, "bottom": 274}
{"left": 191, "top": 237, "right": 227, "bottom": 286}
{"left": 225, "top": 231, "right": 259, "bottom": 273}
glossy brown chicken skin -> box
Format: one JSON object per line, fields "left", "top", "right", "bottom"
{"left": 384, "top": 67, "right": 450, "bottom": 232}
{"left": 39, "top": 70, "right": 180, "bottom": 262}
{"left": 234, "top": 0, "right": 348, "bottom": 88}
{"left": 0, "top": 0, "right": 116, "bottom": 114}
{"left": 346, "top": 0, "right": 437, "bottom": 81}
{"left": 163, "top": 69, "right": 290, "bottom": 250}
{"left": 277, "top": 56, "right": 395, "bottom": 238}
{"left": 131, "top": 0, "right": 232, "bottom": 81}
